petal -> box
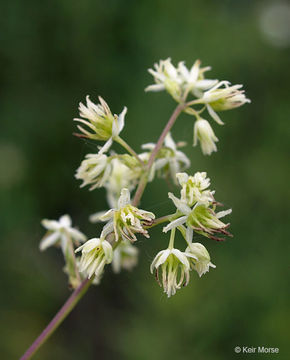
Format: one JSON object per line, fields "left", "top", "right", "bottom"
{"left": 206, "top": 105, "right": 224, "bottom": 125}
{"left": 39, "top": 232, "right": 60, "bottom": 251}
{"left": 118, "top": 188, "right": 131, "bottom": 208}
{"left": 163, "top": 216, "right": 187, "bottom": 233}
{"left": 216, "top": 209, "right": 232, "bottom": 219}
{"left": 168, "top": 193, "right": 191, "bottom": 214}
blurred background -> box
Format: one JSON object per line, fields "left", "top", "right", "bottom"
{"left": 1, "top": 0, "right": 289, "bottom": 359}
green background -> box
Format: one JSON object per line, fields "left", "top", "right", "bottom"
{"left": 1, "top": 0, "right": 289, "bottom": 359}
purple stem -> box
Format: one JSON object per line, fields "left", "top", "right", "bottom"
{"left": 20, "top": 278, "right": 92, "bottom": 360}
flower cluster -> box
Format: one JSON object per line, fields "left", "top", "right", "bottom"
{"left": 38, "top": 57, "right": 248, "bottom": 300}
{"left": 146, "top": 58, "right": 250, "bottom": 155}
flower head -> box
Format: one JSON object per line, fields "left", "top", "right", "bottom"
{"left": 111, "top": 239, "right": 138, "bottom": 273}
{"left": 193, "top": 119, "right": 218, "bottom": 155}
{"left": 150, "top": 248, "right": 196, "bottom": 297}
{"left": 145, "top": 58, "right": 183, "bottom": 102}
{"left": 186, "top": 204, "right": 233, "bottom": 241}
{"left": 75, "top": 153, "right": 111, "bottom": 191}
{"left": 100, "top": 188, "right": 155, "bottom": 242}
{"left": 176, "top": 171, "right": 213, "bottom": 206}
{"left": 75, "top": 238, "right": 113, "bottom": 279}
{"left": 74, "top": 96, "right": 127, "bottom": 154}
{"left": 40, "top": 215, "right": 86, "bottom": 254}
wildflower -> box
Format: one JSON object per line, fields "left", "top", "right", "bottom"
{"left": 100, "top": 188, "right": 155, "bottom": 242}
{"left": 111, "top": 239, "right": 138, "bottom": 273}
{"left": 142, "top": 133, "right": 190, "bottom": 184}
{"left": 104, "top": 158, "right": 140, "bottom": 208}
{"left": 176, "top": 171, "right": 213, "bottom": 206}
{"left": 193, "top": 119, "right": 218, "bottom": 155}
{"left": 187, "top": 242, "right": 216, "bottom": 277}
{"left": 200, "top": 81, "right": 251, "bottom": 125}
{"left": 164, "top": 193, "right": 232, "bottom": 241}
{"left": 40, "top": 215, "right": 86, "bottom": 254}
{"left": 74, "top": 96, "right": 127, "bottom": 154}
{"left": 184, "top": 226, "right": 216, "bottom": 277}
{"left": 178, "top": 60, "right": 218, "bottom": 97}
{"left": 75, "top": 153, "right": 111, "bottom": 191}
{"left": 75, "top": 238, "right": 113, "bottom": 279}
{"left": 145, "top": 58, "right": 183, "bottom": 102}
{"left": 150, "top": 247, "right": 196, "bottom": 297}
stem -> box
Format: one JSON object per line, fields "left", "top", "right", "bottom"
{"left": 22, "top": 102, "right": 185, "bottom": 359}
{"left": 20, "top": 278, "right": 93, "bottom": 360}
{"left": 132, "top": 103, "right": 186, "bottom": 206}
{"left": 115, "top": 136, "right": 144, "bottom": 166}
{"left": 168, "top": 228, "right": 176, "bottom": 249}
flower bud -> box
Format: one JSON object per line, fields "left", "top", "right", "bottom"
{"left": 193, "top": 119, "right": 218, "bottom": 155}
{"left": 186, "top": 242, "right": 216, "bottom": 277}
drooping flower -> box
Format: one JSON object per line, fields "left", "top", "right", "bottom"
{"left": 150, "top": 247, "right": 196, "bottom": 297}
{"left": 142, "top": 133, "right": 190, "bottom": 184}
{"left": 40, "top": 215, "right": 86, "bottom": 254}
{"left": 75, "top": 153, "right": 111, "bottom": 191}
{"left": 184, "top": 227, "right": 216, "bottom": 277}
{"left": 111, "top": 239, "right": 138, "bottom": 273}
{"left": 193, "top": 119, "right": 218, "bottom": 156}
{"left": 100, "top": 188, "right": 155, "bottom": 242}
{"left": 74, "top": 96, "right": 127, "bottom": 154}
{"left": 75, "top": 238, "right": 113, "bottom": 279}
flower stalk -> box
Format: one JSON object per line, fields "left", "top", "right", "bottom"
{"left": 20, "top": 278, "right": 93, "bottom": 360}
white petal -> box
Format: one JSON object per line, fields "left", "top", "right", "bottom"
{"left": 39, "top": 232, "right": 60, "bottom": 251}
{"left": 118, "top": 188, "right": 131, "bottom": 208}
{"left": 163, "top": 216, "right": 187, "bottom": 233}
{"left": 168, "top": 193, "right": 191, "bottom": 214}
{"left": 206, "top": 105, "right": 224, "bottom": 125}
{"left": 216, "top": 208, "right": 232, "bottom": 219}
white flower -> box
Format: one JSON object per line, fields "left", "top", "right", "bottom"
{"left": 200, "top": 81, "right": 251, "bottom": 125}
{"left": 75, "top": 153, "right": 111, "bottom": 191}
{"left": 186, "top": 242, "right": 216, "bottom": 277}
{"left": 104, "top": 158, "right": 140, "bottom": 208}
{"left": 178, "top": 60, "right": 218, "bottom": 97}
{"left": 100, "top": 188, "right": 155, "bottom": 242}
{"left": 142, "top": 133, "right": 190, "bottom": 184}
{"left": 111, "top": 239, "right": 138, "bottom": 273}
{"left": 75, "top": 238, "right": 113, "bottom": 279}
{"left": 176, "top": 171, "right": 213, "bottom": 206}
{"left": 193, "top": 119, "right": 218, "bottom": 155}
{"left": 150, "top": 247, "right": 196, "bottom": 297}
{"left": 40, "top": 215, "right": 86, "bottom": 254}
{"left": 184, "top": 226, "right": 216, "bottom": 277}
{"left": 74, "top": 96, "right": 127, "bottom": 154}
{"left": 145, "top": 58, "right": 183, "bottom": 102}
{"left": 163, "top": 192, "right": 232, "bottom": 241}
